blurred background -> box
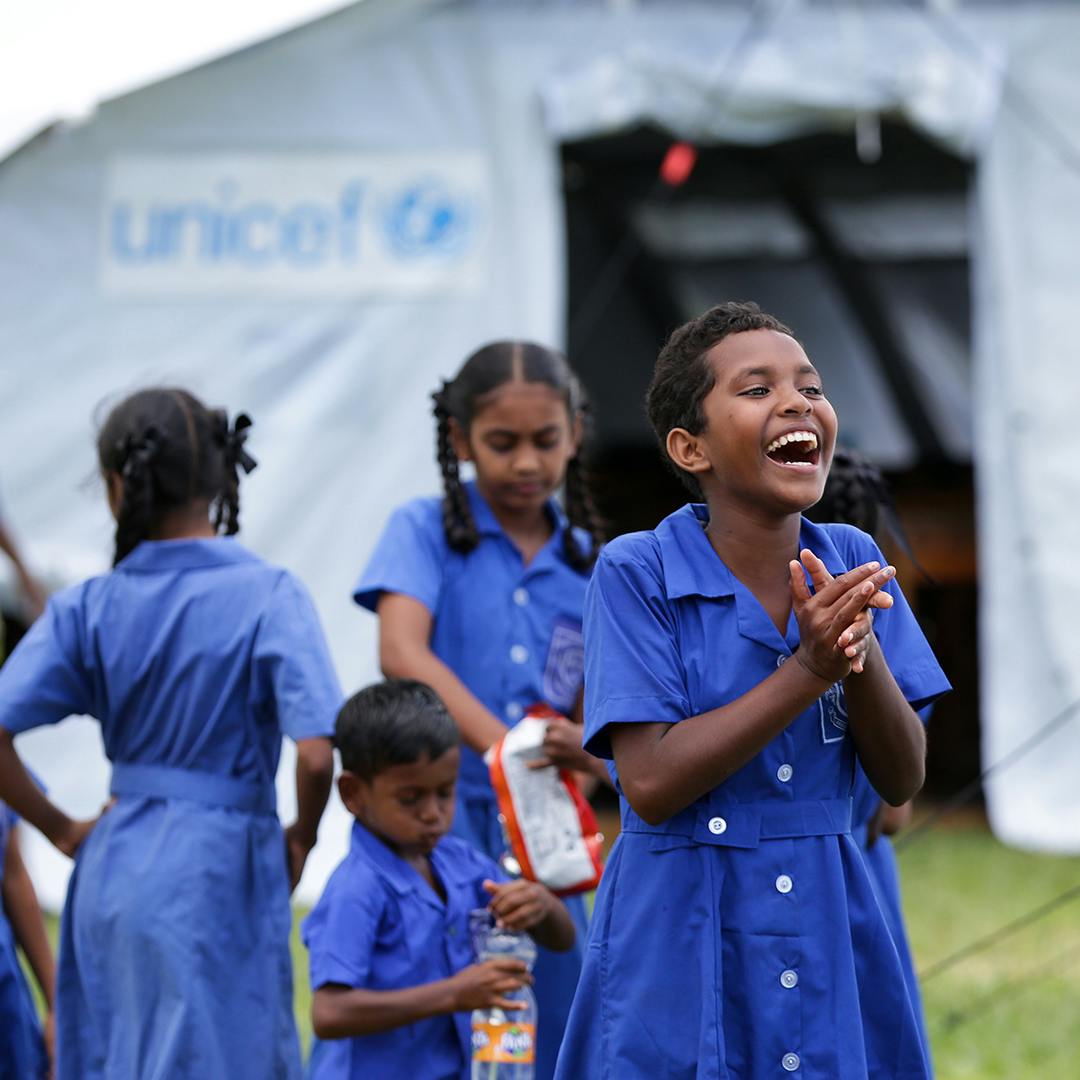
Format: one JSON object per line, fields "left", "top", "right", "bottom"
{"left": 1, "top": 2, "right": 1078, "bottom": 1073}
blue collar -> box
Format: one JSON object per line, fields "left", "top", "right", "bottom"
{"left": 656, "top": 505, "right": 849, "bottom": 601}
{"left": 116, "top": 537, "right": 260, "bottom": 573}
{"left": 464, "top": 480, "right": 574, "bottom": 562}
{"left": 349, "top": 821, "right": 479, "bottom": 905}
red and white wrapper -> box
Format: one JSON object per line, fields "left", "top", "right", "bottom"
{"left": 485, "top": 705, "right": 604, "bottom": 896}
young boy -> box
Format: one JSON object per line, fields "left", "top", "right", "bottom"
{"left": 303, "top": 679, "right": 575, "bottom": 1080}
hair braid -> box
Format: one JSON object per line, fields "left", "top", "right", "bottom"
{"left": 562, "top": 454, "right": 603, "bottom": 572}
{"left": 112, "top": 430, "right": 159, "bottom": 565}
{"left": 432, "top": 386, "right": 479, "bottom": 553}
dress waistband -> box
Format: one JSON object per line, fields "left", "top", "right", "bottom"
{"left": 110, "top": 762, "right": 277, "bottom": 816}
{"left": 622, "top": 797, "right": 853, "bottom": 850}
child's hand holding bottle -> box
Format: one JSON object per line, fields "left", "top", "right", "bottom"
{"left": 449, "top": 958, "right": 532, "bottom": 1013}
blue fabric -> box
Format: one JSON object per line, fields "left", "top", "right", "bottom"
{"left": 0, "top": 538, "right": 342, "bottom": 1080}
{"left": 850, "top": 710, "right": 934, "bottom": 1075}
{"left": 354, "top": 482, "right": 592, "bottom": 1079}
{"left": 0, "top": 805, "right": 47, "bottom": 1080}
{"left": 353, "top": 482, "right": 590, "bottom": 800}
{"left": 303, "top": 822, "right": 510, "bottom": 1080}
{"left": 556, "top": 507, "right": 951, "bottom": 1080}
{"left": 852, "top": 826, "right": 933, "bottom": 1078}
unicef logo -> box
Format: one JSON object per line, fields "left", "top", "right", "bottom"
{"left": 381, "top": 178, "right": 472, "bottom": 258}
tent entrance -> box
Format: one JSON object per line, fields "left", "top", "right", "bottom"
{"left": 562, "top": 121, "right": 978, "bottom": 795}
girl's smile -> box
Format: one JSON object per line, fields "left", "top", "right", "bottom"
{"left": 684, "top": 329, "right": 837, "bottom": 516}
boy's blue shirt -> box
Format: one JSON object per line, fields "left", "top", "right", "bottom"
{"left": 303, "top": 820, "right": 510, "bottom": 1080}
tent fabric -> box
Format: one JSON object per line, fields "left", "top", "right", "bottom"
{"left": 0, "top": 0, "right": 1075, "bottom": 908}
{"left": 974, "top": 14, "right": 1080, "bottom": 853}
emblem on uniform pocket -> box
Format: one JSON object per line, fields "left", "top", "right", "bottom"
{"left": 542, "top": 618, "right": 584, "bottom": 713}
{"left": 819, "top": 682, "right": 848, "bottom": 744}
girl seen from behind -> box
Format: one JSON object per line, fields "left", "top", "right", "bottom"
{"left": 353, "top": 341, "right": 605, "bottom": 1080}
{"left": 0, "top": 388, "right": 341, "bottom": 1079}
{"left": 555, "top": 303, "right": 951, "bottom": 1080}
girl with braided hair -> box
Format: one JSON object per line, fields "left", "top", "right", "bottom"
{"left": 353, "top": 341, "right": 604, "bottom": 1080}
{"left": 0, "top": 387, "right": 341, "bottom": 1079}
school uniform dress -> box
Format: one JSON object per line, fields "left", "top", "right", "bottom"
{"left": 0, "top": 538, "right": 342, "bottom": 1080}
{"left": 555, "top": 507, "right": 951, "bottom": 1080}
{"left": 304, "top": 823, "right": 510, "bottom": 1080}
{"left": 0, "top": 804, "right": 48, "bottom": 1080}
{"left": 850, "top": 756, "right": 933, "bottom": 1077}
{"left": 354, "top": 481, "right": 590, "bottom": 1080}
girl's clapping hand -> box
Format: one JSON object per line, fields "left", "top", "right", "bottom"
{"left": 788, "top": 552, "right": 896, "bottom": 683}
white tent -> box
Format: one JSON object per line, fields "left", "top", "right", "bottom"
{"left": 1, "top": 0, "right": 1077, "bottom": 908}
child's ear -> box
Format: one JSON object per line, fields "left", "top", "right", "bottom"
{"left": 666, "top": 427, "right": 711, "bottom": 479}
{"left": 337, "top": 771, "right": 366, "bottom": 817}
{"left": 448, "top": 417, "right": 472, "bottom": 463}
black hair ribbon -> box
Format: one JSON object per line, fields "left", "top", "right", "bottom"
{"left": 224, "top": 413, "right": 258, "bottom": 476}
{"left": 116, "top": 427, "right": 160, "bottom": 479}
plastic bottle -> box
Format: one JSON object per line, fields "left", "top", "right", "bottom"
{"left": 469, "top": 909, "right": 538, "bottom": 1080}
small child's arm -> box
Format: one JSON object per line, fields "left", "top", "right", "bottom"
{"left": 311, "top": 960, "right": 531, "bottom": 1040}
{"left": 285, "top": 737, "right": 334, "bottom": 892}
{"left": 2, "top": 825, "right": 55, "bottom": 1048}
{"left": 483, "top": 879, "right": 576, "bottom": 953}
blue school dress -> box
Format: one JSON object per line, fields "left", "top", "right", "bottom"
{"left": 555, "top": 507, "right": 951, "bottom": 1080}
{"left": 0, "top": 538, "right": 342, "bottom": 1080}
{"left": 303, "top": 822, "right": 510, "bottom": 1080}
{"left": 851, "top": 751, "right": 934, "bottom": 1077}
{"left": 354, "top": 481, "right": 590, "bottom": 1080}
{"left": 0, "top": 804, "right": 48, "bottom": 1080}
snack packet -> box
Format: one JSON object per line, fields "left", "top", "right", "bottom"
{"left": 484, "top": 704, "right": 604, "bottom": 895}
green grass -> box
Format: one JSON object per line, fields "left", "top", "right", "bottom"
{"left": 29, "top": 817, "right": 1080, "bottom": 1076}
{"left": 897, "top": 816, "right": 1080, "bottom": 1078}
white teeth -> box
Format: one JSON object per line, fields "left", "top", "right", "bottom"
{"left": 765, "top": 431, "right": 818, "bottom": 455}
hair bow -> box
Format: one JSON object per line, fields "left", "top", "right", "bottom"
{"left": 223, "top": 413, "right": 257, "bottom": 476}
{"left": 115, "top": 427, "right": 159, "bottom": 478}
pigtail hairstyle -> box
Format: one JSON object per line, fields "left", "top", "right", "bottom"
{"left": 432, "top": 382, "right": 481, "bottom": 552}
{"left": 97, "top": 388, "right": 257, "bottom": 566}
{"left": 211, "top": 410, "right": 257, "bottom": 536}
{"left": 646, "top": 301, "right": 795, "bottom": 499}
{"left": 432, "top": 341, "right": 603, "bottom": 569}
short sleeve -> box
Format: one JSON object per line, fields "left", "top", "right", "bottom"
{"left": 835, "top": 527, "right": 951, "bottom": 712}
{"left": 352, "top": 500, "right": 446, "bottom": 615}
{"left": 582, "top": 542, "right": 692, "bottom": 759}
{"left": 0, "top": 587, "right": 93, "bottom": 734}
{"left": 255, "top": 572, "right": 342, "bottom": 742}
{"left": 303, "top": 871, "right": 383, "bottom": 990}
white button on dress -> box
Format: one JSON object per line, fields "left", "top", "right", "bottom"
{"left": 505, "top": 702, "right": 523, "bottom": 721}
{"left": 780, "top": 969, "right": 798, "bottom": 989}
{"left": 513, "top": 587, "right": 529, "bottom": 606}
{"left": 782, "top": 1052, "right": 800, "bottom": 1072}
{"left": 509, "top": 645, "right": 529, "bottom": 664}
{"left": 707, "top": 817, "right": 727, "bottom": 835}
{"left": 775, "top": 874, "right": 793, "bottom": 894}
{"left": 777, "top": 764, "right": 794, "bottom": 783}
